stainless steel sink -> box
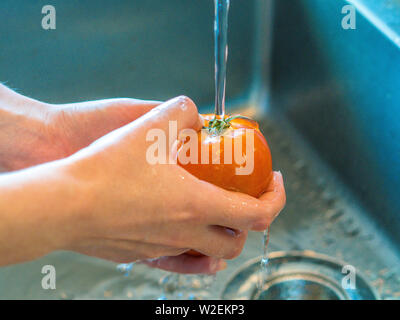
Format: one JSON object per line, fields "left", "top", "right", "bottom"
{"left": 0, "top": 0, "right": 399, "bottom": 299}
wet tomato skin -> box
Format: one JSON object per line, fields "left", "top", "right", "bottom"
{"left": 177, "top": 114, "right": 273, "bottom": 257}
{"left": 178, "top": 114, "right": 273, "bottom": 198}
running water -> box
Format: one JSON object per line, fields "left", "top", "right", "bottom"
{"left": 139, "top": 1, "right": 232, "bottom": 300}
{"left": 161, "top": 1, "right": 231, "bottom": 298}
{"left": 257, "top": 227, "right": 270, "bottom": 295}
{"left": 117, "top": 0, "right": 232, "bottom": 300}
{"left": 214, "top": 0, "right": 230, "bottom": 117}
{"left": 214, "top": 0, "right": 272, "bottom": 298}
{"left": 118, "top": 1, "right": 269, "bottom": 300}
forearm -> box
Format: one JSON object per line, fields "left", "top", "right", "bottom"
{"left": 0, "top": 84, "right": 49, "bottom": 117}
{"left": 0, "top": 85, "right": 61, "bottom": 172}
{"left": 0, "top": 161, "right": 82, "bottom": 266}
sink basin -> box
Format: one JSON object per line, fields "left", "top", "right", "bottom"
{"left": 0, "top": 0, "right": 399, "bottom": 299}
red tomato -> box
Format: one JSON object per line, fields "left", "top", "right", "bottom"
{"left": 177, "top": 114, "right": 273, "bottom": 257}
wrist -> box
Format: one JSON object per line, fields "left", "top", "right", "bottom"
{"left": 52, "top": 156, "right": 101, "bottom": 252}
{"left": 0, "top": 160, "right": 92, "bottom": 265}
{"left": 0, "top": 98, "right": 66, "bottom": 172}
{"left": 46, "top": 159, "right": 97, "bottom": 252}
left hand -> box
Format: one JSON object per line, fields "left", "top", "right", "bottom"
{"left": 0, "top": 85, "right": 230, "bottom": 274}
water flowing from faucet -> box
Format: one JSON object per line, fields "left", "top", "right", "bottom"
{"left": 214, "top": 0, "right": 230, "bottom": 117}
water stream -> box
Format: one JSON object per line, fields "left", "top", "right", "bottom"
{"left": 151, "top": 0, "right": 232, "bottom": 300}
{"left": 118, "top": 0, "right": 271, "bottom": 300}
{"left": 257, "top": 227, "right": 271, "bottom": 296}
{"left": 214, "top": 0, "right": 230, "bottom": 117}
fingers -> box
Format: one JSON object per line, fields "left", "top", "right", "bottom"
{"left": 256, "top": 171, "right": 286, "bottom": 229}
{"left": 186, "top": 227, "right": 247, "bottom": 260}
{"left": 73, "top": 240, "right": 188, "bottom": 264}
{"left": 191, "top": 171, "right": 286, "bottom": 232}
{"left": 142, "top": 255, "right": 227, "bottom": 275}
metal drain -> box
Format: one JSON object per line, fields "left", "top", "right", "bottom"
{"left": 222, "top": 251, "right": 379, "bottom": 300}
{"left": 254, "top": 273, "right": 346, "bottom": 300}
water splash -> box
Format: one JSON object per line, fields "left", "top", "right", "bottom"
{"left": 116, "top": 263, "right": 135, "bottom": 277}
{"left": 158, "top": 273, "right": 215, "bottom": 300}
{"left": 257, "top": 227, "right": 270, "bottom": 294}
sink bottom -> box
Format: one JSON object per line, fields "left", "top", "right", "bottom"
{"left": 256, "top": 275, "right": 343, "bottom": 300}
{"left": 222, "top": 251, "right": 379, "bottom": 300}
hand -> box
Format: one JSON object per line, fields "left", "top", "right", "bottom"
{"left": 54, "top": 97, "right": 285, "bottom": 274}
{"left": 0, "top": 84, "right": 160, "bottom": 171}
{"left": 143, "top": 171, "right": 285, "bottom": 274}
{"left": 0, "top": 87, "right": 286, "bottom": 273}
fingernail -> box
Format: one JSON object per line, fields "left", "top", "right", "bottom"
{"left": 273, "top": 171, "right": 283, "bottom": 191}
{"left": 273, "top": 208, "right": 283, "bottom": 219}
{"left": 218, "top": 260, "right": 228, "bottom": 271}
{"left": 161, "top": 96, "right": 187, "bottom": 109}
{"left": 198, "top": 114, "right": 205, "bottom": 127}
{"left": 210, "top": 259, "right": 227, "bottom": 273}
{"left": 225, "top": 228, "right": 241, "bottom": 237}
{"left": 213, "top": 260, "right": 227, "bottom": 272}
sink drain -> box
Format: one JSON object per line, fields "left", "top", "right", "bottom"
{"left": 254, "top": 273, "right": 346, "bottom": 300}
{"left": 222, "top": 251, "right": 379, "bottom": 300}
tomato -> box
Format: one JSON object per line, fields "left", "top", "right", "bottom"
{"left": 177, "top": 114, "right": 273, "bottom": 257}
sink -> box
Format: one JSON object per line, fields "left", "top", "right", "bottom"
{"left": 0, "top": 0, "right": 399, "bottom": 299}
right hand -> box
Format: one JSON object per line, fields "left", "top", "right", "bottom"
{"left": 60, "top": 96, "right": 286, "bottom": 274}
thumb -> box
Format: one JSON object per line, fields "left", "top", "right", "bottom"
{"left": 135, "top": 96, "right": 203, "bottom": 135}
{"left": 76, "top": 96, "right": 202, "bottom": 158}
{"left": 133, "top": 96, "right": 202, "bottom": 164}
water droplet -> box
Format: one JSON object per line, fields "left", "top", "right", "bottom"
{"left": 116, "top": 262, "right": 135, "bottom": 276}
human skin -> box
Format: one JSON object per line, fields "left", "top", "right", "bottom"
{"left": 0, "top": 85, "right": 286, "bottom": 273}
